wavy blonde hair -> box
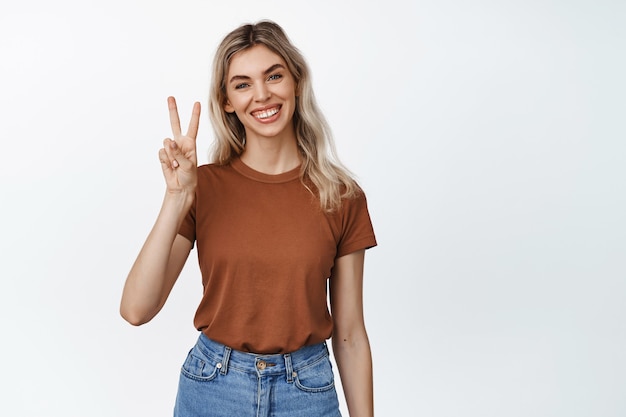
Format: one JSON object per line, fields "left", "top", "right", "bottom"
{"left": 208, "top": 20, "right": 358, "bottom": 212}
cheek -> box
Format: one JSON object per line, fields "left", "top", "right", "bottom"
{"left": 227, "top": 96, "right": 246, "bottom": 113}
{"left": 280, "top": 86, "right": 297, "bottom": 102}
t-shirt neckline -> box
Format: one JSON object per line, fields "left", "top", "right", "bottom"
{"left": 231, "top": 157, "right": 301, "bottom": 184}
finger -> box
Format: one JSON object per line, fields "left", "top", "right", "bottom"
{"left": 185, "top": 101, "right": 201, "bottom": 140}
{"left": 168, "top": 96, "right": 182, "bottom": 138}
{"left": 162, "top": 139, "right": 179, "bottom": 168}
{"left": 159, "top": 147, "right": 174, "bottom": 172}
{"left": 163, "top": 138, "right": 189, "bottom": 170}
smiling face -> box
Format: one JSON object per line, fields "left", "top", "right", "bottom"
{"left": 224, "top": 44, "right": 298, "bottom": 143}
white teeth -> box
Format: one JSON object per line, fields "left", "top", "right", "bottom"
{"left": 253, "top": 107, "right": 279, "bottom": 119}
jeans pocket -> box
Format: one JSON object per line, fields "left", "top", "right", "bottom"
{"left": 293, "top": 356, "right": 336, "bottom": 393}
{"left": 180, "top": 347, "right": 220, "bottom": 382}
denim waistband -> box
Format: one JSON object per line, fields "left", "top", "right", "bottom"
{"left": 196, "top": 333, "right": 329, "bottom": 381}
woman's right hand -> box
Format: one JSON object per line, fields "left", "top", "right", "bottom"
{"left": 120, "top": 97, "right": 199, "bottom": 326}
{"left": 159, "top": 96, "right": 201, "bottom": 195}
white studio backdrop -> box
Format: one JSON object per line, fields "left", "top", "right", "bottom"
{"left": 1, "top": 0, "right": 625, "bottom": 416}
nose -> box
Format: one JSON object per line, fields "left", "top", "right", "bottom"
{"left": 253, "top": 83, "right": 270, "bottom": 102}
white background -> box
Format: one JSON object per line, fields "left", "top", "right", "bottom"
{"left": 1, "top": 0, "right": 625, "bottom": 416}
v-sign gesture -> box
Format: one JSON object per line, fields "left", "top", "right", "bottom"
{"left": 159, "top": 96, "right": 201, "bottom": 195}
{"left": 120, "top": 96, "right": 199, "bottom": 327}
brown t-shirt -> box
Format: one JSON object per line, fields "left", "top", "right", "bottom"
{"left": 178, "top": 158, "right": 377, "bottom": 353}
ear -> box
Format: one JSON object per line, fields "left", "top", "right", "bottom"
{"left": 224, "top": 99, "right": 235, "bottom": 113}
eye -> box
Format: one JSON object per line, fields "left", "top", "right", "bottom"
{"left": 268, "top": 73, "right": 282, "bottom": 82}
{"left": 235, "top": 83, "right": 249, "bottom": 90}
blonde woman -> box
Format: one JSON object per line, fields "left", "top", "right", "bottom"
{"left": 120, "top": 21, "right": 376, "bottom": 417}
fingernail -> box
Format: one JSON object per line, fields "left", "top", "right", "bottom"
{"left": 172, "top": 160, "right": 179, "bottom": 168}
{"left": 170, "top": 141, "right": 178, "bottom": 149}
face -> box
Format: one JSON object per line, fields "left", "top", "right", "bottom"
{"left": 224, "top": 44, "right": 298, "bottom": 143}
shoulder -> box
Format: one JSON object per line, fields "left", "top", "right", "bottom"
{"left": 197, "top": 162, "right": 236, "bottom": 178}
{"left": 338, "top": 187, "right": 369, "bottom": 215}
{"left": 339, "top": 182, "right": 367, "bottom": 207}
{"left": 198, "top": 162, "right": 230, "bottom": 172}
{"left": 195, "top": 163, "right": 240, "bottom": 195}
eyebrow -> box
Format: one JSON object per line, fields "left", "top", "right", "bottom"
{"left": 229, "top": 64, "right": 286, "bottom": 84}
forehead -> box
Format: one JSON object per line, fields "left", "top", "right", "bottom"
{"left": 227, "top": 44, "right": 288, "bottom": 76}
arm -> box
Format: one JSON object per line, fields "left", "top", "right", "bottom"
{"left": 330, "top": 249, "right": 374, "bottom": 417}
{"left": 120, "top": 203, "right": 193, "bottom": 325}
{"left": 120, "top": 97, "right": 200, "bottom": 325}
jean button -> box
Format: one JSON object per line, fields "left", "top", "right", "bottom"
{"left": 257, "top": 360, "right": 266, "bottom": 370}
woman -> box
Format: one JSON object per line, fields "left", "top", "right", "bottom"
{"left": 120, "top": 20, "right": 376, "bottom": 417}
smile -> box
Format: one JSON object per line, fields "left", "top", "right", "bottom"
{"left": 252, "top": 106, "right": 281, "bottom": 120}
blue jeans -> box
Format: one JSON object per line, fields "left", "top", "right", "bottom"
{"left": 174, "top": 333, "right": 342, "bottom": 417}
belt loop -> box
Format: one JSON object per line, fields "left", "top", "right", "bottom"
{"left": 221, "top": 346, "right": 232, "bottom": 375}
{"left": 284, "top": 353, "right": 294, "bottom": 383}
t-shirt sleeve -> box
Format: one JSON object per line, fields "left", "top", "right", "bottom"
{"left": 336, "top": 190, "right": 377, "bottom": 258}
{"left": 178, "top": 198, "right": 196, "bottom": 245}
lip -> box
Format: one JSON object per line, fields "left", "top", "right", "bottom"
{"left": 250, "top": 104, "right": 282, "bottom": 123}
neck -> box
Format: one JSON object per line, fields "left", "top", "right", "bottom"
{"left": 240, "top": 133, "right": 300, "bottom": 175}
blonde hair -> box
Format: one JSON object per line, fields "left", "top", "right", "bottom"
{"left": 208, "top": 20, "right": 359, "bottom": 212}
